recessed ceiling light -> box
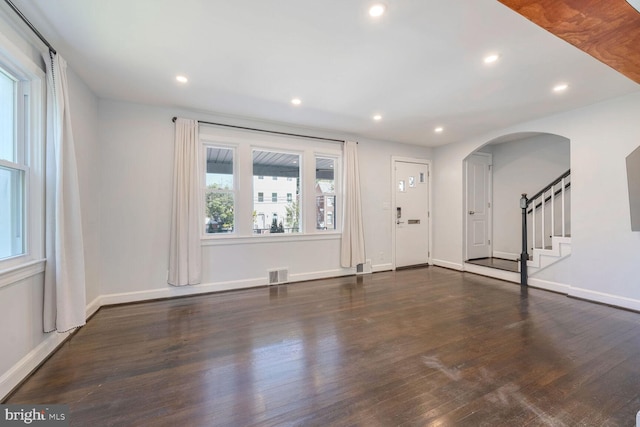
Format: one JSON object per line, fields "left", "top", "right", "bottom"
{"left": 176, "top": 75, "right": 188, "bottom": 84}
{"left": 553, "top": 83, "right": 569, "bottom": 92}
{"left": 484, "top": 54, "right": 500, "bottom": 64}
{"left": 434, "top": 127, "right": 444, "bottom": 133}
{"left": 291, "top": 98, "right": 302, "bottom": 105}
{"left": 369, "top": 4, "right": 386, "bottom": 17}
{"left": 373, "top": 114, "right": 382, "bottom": 121}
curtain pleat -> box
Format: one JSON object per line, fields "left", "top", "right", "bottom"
{"left": 43, "top": 53, "right": 87, "bottom": 333}
{"left": 168, "top": 118, "right": 202, "bottom": 286}
{"left": 341, "top": 140, "right": 366, "bottom": 267}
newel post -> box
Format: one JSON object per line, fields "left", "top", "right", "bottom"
{"left": 520, "top": 193, "right": 529, "bottom": 286}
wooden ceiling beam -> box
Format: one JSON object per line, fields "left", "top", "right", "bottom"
{"left": 498, "top": 0, "right": 640, "bottom": 83}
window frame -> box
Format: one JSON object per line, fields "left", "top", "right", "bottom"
{"left": 0, "top": 34, "right": 45, "bottom": 284}
{"left": 203, "top": 143, "right": 237, "bottom": 236}
{"left": 314, "top": 154, "right": 340, "bottom": 232}
{"left": 199, "top": 126, "right": 342, "bottom": 242}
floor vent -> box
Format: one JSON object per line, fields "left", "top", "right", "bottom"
{"left": 268, "top": 268, "right": 289, "bottom": 285}
{"left": 356, "top": 259, "right": 372, "bottom": 275}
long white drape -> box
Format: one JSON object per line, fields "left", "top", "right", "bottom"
{"left": 43, "top": 53, "right": 87, "bottom": 333}
{"left": 340, "top": 140, "right": 366, "bottom": 268}
{"left": 168, "top": 118, "right": 202, "bottom": 286}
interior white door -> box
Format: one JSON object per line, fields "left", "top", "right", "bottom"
{"left": 466, "top": 153, "right": 492, "bottom": 260}
{"left": 394, "top": 161, "right": 429, "bottom": 268}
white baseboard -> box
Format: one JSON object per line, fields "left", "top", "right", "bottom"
{"left": 290, "top": 268, "right": 353, "bottom": 282}
{"left": 99, "top": 277, "right": 267, "bottom": 306}
{"left": 432, "top": 259, "right": 463, "bottom": 271}
{"left": 569, "top": 287, "right": 640, "bottom": 312}
{"left": 372, "top": 263, "right": 393, "bottom": 273}
{"left": 0, "top": 330, "right": 70, "bottom": 400}
{"left": 85, "top": 296, "right": 101, "bottom": 319}
{"left": 493, "top": 251, "right": 519, "bottom": 261}
{"left": 528, "top": 278, "right": 571, "bottom": 294}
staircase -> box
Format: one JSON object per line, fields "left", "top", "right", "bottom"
{"left": 519, "top": 170, "right": 571, "bottom": 285}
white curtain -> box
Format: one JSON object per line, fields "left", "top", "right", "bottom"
{"left": 43, "top": 52, "right": 87, "bottom": 333}
{"left": 168, "top": 118, "right": 202, "bottom": 286}
{"left": 341, "top": 140, "right": 366, "bottom": 268}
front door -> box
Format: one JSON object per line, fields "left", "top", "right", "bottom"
{"left": 394, "top": 160, "right": 429, "bottom": 268}
{"left": 466, "top": 153, "right": 492, "bottom": 260}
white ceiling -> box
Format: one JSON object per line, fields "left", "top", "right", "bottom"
{"left": 9, "top": 0, "right": 640, "bottom": 146}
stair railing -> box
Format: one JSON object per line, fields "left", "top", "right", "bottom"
{"left": 520, "top": 169, "right": 570, "bottom": 286}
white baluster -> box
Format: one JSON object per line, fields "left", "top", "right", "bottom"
{"left": 561, "top": 177, "right": 565, "bottom": 237}
{"left": 551, "top": 183, "right": 555, "bottom": 240}
{"left": 541, "top": 190, "right": 545, "bottom": 249}
{"left": 532, "top": 197, "right": 536, "bottom": 250}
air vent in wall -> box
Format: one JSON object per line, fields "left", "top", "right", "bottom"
{"left": 268, "top": 268, "right": 289, "bottom": 285}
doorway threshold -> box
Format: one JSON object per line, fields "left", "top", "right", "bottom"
{"left": 466, "top": 257, "right": 519, "bottom": 273}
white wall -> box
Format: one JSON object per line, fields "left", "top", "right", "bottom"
{"left": 97, "top": 99, "right": 432, "bottom": 303}
{"left": 68, "top": 67, "right": 101, "bottom": 307}
{"left": 487, "top": 134, "right": 570, "bottom": 257}
{"left": 433, "top": 91, "right": 640, "bottom": 310}
{"left": 0, "top": 20, "right": 101, "bottom": 397}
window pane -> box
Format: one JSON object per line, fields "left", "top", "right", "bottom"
{"left": 253, "top": 150, "right": 300, "bottom": 234}
{"left": 316, "top": 157, "right": 336, "bottom": 230}
{"left": 205, "top": 192, "right": 234, "bottom": 233}
{"left": 205, "top": 146, "right": 234, "bottom": 235}
{"left": 206, "top": 147, "right": 233, "bottom": 189}
{"left": 0, "top": 165, "right": 24, "bottom": 259}
{"left": 0, "top": 69, "right": 15, "bottom": 162}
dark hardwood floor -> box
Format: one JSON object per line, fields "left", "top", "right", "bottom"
{"left": 6, "top": 267, "right": 640, "bottom": 426}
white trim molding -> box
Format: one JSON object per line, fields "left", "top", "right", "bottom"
{"left": 569, "top": 287, "right": 640, "bottom": 312}
{"left": 0, "top": 259, "right": 46, "bottom": 290}
{"left": 0, "top": 330, "right": 70, "bottom": 400}
{"left": 432, "top": 259, "right": 464, "bottom": 271}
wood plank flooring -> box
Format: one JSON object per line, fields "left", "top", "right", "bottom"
{"left": 5, "top": 267, "right": 640, "bottom": 426}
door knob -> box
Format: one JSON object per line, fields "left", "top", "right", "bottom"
{"left": 469, "top": 211, "right": 475, "bottom": 215}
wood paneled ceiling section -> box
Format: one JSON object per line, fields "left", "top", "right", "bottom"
{"left": 498, "top": 0, "right": 640, "bottom": 84}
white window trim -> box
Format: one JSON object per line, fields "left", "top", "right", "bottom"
{"left": 199, "top": 125, "right": 342, "bottom": 242}
{"left": 0, "top": 30, "right": 46, "bottom": 284}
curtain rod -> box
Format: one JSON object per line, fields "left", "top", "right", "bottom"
{"left": 3, "top": 0, "right": 56, "bottom": 54}
{"left": 172, "top": 117, "right": 347, "bottom": 144}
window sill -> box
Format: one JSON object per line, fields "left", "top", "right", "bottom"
{"left": 0, "top": 258, "right": 46, "bottom": 290}
{"left": 202, "top": 232, "right": 342, "bottom": 246}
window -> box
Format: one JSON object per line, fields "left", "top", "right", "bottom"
{"left": 0, "top": 50, "right": 44, "bottom": 273}
{"left": 253, "top": 150, "right": 300, "bottom": 234}
{"left": 200, "top": 126, "right": 340, "bottom": 238}
{"left": 315, "top": 157, "right": 336, "bottom": 230}
{"left": 0, "top": 68, "right": 24, "bottom": 260}
{"left": 204, "top": 146, "right": 235, "bottom": 234}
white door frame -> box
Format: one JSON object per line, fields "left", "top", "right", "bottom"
{"left": 391, "top": 156, "right": 433, "bottom": 270}
{"left": 463, "top": 152, "right": 493, "bottom": 261}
